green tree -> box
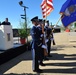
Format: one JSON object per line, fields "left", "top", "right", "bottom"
{"left": 74, "top": 22, "right": 76, "bottom": 28}
{"left": 18, "top": 21, "right": 29, "bottom": 39}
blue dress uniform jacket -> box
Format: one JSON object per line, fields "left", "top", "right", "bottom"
{"left": 44, "top": 26, "right": 52, "bottom": 55}
{"left": 37, "top": 25, "right": 44, "bottom": 60}
{"left": 30, "top": 25, "right": 43, "bottom": 70}
{"left": 44, "top": 26, "right": 52, "bottom": 38}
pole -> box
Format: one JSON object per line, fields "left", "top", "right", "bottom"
{"left": 45, "top": 0, "right": 47, "bottom": 21}
{"left": 54, "top": 16, "right": 61, "bottom": 26}
{"left": 24, "top": 7, "right": 28, "bottom": 43}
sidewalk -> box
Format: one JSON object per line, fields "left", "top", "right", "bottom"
{"left": 0, "top": 32, "right": 76, "bottom": 75}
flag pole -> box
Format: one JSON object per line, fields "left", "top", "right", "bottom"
{"left": 54, "top": 16, "right": 61, "bottom": 26}
{"left": 45, "top": 0, "right": 47, "bottom": 22}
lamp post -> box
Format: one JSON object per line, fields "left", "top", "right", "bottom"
{"left": 19, "top": 1, "right": 28, "bottom": 43}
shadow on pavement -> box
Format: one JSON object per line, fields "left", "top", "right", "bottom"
{"left": 0, "top": 44, "right": 76, "bottom": 74}
{"left": 42, "top": 68, "right": 76, "bottom": 74}
{"left": 3, "top": 53, "right": 76, "bottom": 74}
{"left": 42, "top": 53, "right": 76, "bottom": 74}
{"left": 51, "top": 44, "right": 75, "bottom": 51}
{"left": 45, "top": 62, "right": 76, "bottom": 66}
{"left": 4, "top": 73, "right": 41, "bottom": 75}
{"left": 52, "top": 45, "right": 74, "bottom": 49}
{"left": 49, "top": 53, "right": 76, "bottom": 60}
{"left": 0, "top": 51, "right": 32, "bottom": 75}
{"left": 51, "top": 48, "right": 64, "bottom": 51}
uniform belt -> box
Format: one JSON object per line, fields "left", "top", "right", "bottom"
{"left": 33, "top": 38, "right": 42, "bottom": 42}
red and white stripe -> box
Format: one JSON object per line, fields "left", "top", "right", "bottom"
{"left": 41, "top": 0, "right": 54, "bottom": 18}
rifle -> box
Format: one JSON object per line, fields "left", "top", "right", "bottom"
{"left": 41, "top": 21, "right": 48, "bottom": 56}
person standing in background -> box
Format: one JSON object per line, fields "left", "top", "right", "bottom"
{"left": 2, "top": 18, "right": 11, "bottom": 25}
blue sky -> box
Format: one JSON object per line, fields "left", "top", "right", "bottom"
{"left": 0, "top": 0, "right": 66, "bottom": 28}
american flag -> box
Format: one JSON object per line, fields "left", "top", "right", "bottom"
{"left": 41, "top": 0, "right": 54, "bottom": 18}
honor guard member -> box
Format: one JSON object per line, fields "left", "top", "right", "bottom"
{"left": 30, "top": 16, "right": 43, "bottom": 73}
{"left": 45, "top": 20, "right": 52, "bottom": 57}
{"left": 51, "top": 25, "right": 56, "bottom": 45}
{"left": 37, "top": 19, "right": 47, "bottom": 66}
{"left": 41, "top": 20, "right": 49, "bottom": 60}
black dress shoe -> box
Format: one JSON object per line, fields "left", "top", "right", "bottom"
{"left": 48, "top": 55, "right": 52, "bottom": 57}
{"left": 44, "top": 57, "right": 49, "bottom": 60}
{"left": 37, "top": 69, "right": 43, "bottom": 73}
{"left": 40, "top": 63, "right": 46, "bottom": 66}
{"left": 33, "top": 69, "right": 43, "bottom": 73}
{"left": 33, "top": 70, "right": 36, "bottom": 72}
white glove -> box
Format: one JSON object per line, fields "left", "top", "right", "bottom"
{"left": 40, "top": 34, "right": 43, "bottom": 37}
{"left": 45, "top": 39, "right": 49, "bottom": 43}
{"left": 51, "top": 38, "right": 54, "bottom": 41}
{"left": 41, "top": 45, "right": 47, "bottom": 49}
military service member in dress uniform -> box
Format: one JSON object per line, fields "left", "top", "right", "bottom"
{"left": 30, "top": 16, "right": 44, "bottom": 73}
{"left": 37, "top": 19, "right": 48, "bottom": 65}
{"left": 44, "top": 20, "right": 52, "bottom": 57}
{"left": 50, "top": 25, "right": 56, "bottom": 45}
